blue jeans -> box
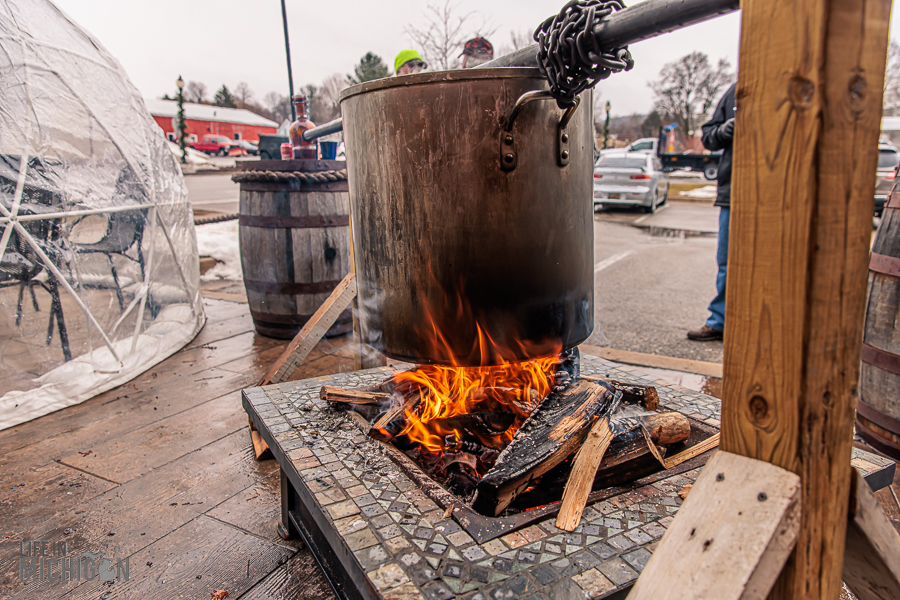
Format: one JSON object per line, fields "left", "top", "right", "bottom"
{"left": 706, "top": 207, "right": 729, "bottom": 332}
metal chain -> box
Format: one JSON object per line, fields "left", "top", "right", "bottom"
{"left": 534, "top": 0, "right": 635, "bottom": 108}
{"left": 230, "top": 169, "right": 348, "bottom": 184}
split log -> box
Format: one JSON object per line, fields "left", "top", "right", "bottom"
{"left": 557, "top": 417, "right": 615, "bottom": 530}
{"left": 509, "top": 413, "right": 692, "bottom": 511}
{"left": 663, "top": 432, "right": 720, "bottom": 469}
{"left": 583, "top": 375, "right": 659, "bottom": 410}
{"left": 472, "top": 379, "right": 619, "bottom": 517}
{"left": 319, "top": 385, "right": 391, "bottom": 405}
{"left": 556, "top": 412, "right": 690, "bottom": 531}
{"left": 614, "top": 412, "right": 691, "bottom": 445}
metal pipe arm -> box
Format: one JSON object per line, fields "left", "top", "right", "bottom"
{"left": 478, "top": 0, "right": 740, "bottom": 69}
{"left": 301, "top": 117, "right": 344, "bottom": 142}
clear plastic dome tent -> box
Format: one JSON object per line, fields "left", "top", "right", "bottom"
{"left": 0, "top": 0, "right": 206, "bottom": 429}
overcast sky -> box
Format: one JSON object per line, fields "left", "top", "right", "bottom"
{"left": 53, "top": 0, "right": 900, "bottom": 117}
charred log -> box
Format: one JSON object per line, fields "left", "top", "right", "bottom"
{"left": 472, "top": 379, "right": 620, "bottom": 517}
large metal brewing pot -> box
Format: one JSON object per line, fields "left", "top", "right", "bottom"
{"left": 340, "top": 68, "right": 593, "bottom": 366}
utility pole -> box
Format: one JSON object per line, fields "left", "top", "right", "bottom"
{"left": 280, "top": 0, "right": 296, "bottom": 122}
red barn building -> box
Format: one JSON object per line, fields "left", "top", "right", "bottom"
{"left": 146, "top": 99, "right": 278, "bottom": 143}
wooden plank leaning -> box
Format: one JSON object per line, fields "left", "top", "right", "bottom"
{"left": 628, "top": 451, "right": 801, "bottom": 600}
{"left": 259, "top": 272, "right": 358, "bottom": 386}
{"left": 842, "top": 467, "right": 900, "bottom": 600}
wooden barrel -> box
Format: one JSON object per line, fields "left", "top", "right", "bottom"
{"left": 858, "top": 176, "right": 900, "bottom": 459}
{"left": 237, "top": 159, "right": 352, "bottom": 339}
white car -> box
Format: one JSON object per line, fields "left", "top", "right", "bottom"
{"left": 594, "top": 152, "right": 670, "bottom": 213}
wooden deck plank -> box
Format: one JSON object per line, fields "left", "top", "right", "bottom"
{"left": 57, "top": 515, "right": 294, "bottom": 600}
{"left": 0, "top": 429, "right": 262, "bottom": 600}
{"left": 57, "top": 390, "right": 249, "bottom": 484}
{"left": 239, "top": 550, "right": 337, "bottom": 600}
{"left": 205, "top": 458, "right": 287, "bottom": 546}
{"left": 0, "top": 367, "right": 255, "bottom": 474}
{"left": 0, "top": 461, "right": 117, "bottom": 539}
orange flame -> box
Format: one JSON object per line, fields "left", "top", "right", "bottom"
{"left": 394, "top": 316, "right": 561, "bottom": 457}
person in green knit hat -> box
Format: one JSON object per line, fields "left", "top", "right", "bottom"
{"left": 394, "top": 49, "right": 427, "bottom": 76}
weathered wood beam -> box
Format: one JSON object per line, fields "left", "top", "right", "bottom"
{"left": 628, "top": 451, "right": 801, "bottom": 600}
{"left": 259, "top": 272, "right": 357, "bottom": 386}
{"left": 842, "top": 468, "right": 900, "bottom": 600}
{"left": 720, "top": 0, "right": 892, "bottom": 596}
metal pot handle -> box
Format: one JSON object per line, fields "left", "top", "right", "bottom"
{"left": 500, "top": 91, "right": 580, "bottom": 171}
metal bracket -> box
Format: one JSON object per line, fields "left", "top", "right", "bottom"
{"left": 501, "top": 91, "right": 580, "bottom": 171}
{"left": 500, "top": 130, "right": 518, "bottom": 171}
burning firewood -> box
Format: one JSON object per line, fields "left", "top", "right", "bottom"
{"left": 319, "top": 385, "right": 391, "bottom": 405}
{"left": 582, "top": 375, "right": 659, "bottom": 411}
{"left": 472, "top": 379, "right": 620, "bottom": 517}
{"left": 556, "top": 412, "right": 690, "bottom": 530}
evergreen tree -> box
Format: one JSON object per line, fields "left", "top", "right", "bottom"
{"left": 641, "top": 111, "right": 664, "bottom": 138}
{"left": 214, "top": 85, "right": 237, "bottom": 108}
{"left": 347, "top": 53, "right": 390, "bottom": 85}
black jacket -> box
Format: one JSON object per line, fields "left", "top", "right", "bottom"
{"left": 701, "top": 83, "right": 736, "bottom": 208}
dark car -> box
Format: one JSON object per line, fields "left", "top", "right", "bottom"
{"left": 258, "top": 133, "right": 289, "bottom": 160}
{"left": 875, "top": 142, "right": 899, "bottom": 215}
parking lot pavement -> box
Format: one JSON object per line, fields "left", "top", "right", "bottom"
{"left": 589, "top": 212, "right": 724, "bottom": 364}
{"left": 595, "top": 200, "right": 720, "bottom": 236}
{"left": 186, "top": 172, "right": 240, "bottom": 214}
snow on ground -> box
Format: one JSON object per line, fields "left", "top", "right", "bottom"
{"left": 667, "top": 170, "right": 705, "bottom": 179}
{"left": 195, "top": 219, "right": 242, "bottom": 281}
{"left": 680, "top": 185, "right": 718, "bottom": 199}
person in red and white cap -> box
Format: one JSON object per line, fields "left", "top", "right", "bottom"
{"left": 460, "top": 37, "right": 493, "bottom": 69}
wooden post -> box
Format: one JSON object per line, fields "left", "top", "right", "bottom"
{"left": 722, "top": 0, "right": 891, "bottom": 597}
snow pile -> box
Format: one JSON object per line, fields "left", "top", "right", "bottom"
{"left": 195, "top": 220, "right": 243, "bottom": 281}
{"left": 681, "top": 185, "right": 718, "bottom": 199}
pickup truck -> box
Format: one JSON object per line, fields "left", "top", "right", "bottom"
{"left": 191, "top": 135, "right": 238, "bottom": 156}
{"left": 604, "top": 137, "right": 722, "bottom": 180}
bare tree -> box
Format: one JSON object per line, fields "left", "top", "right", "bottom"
{"left": 649, "top": 52, "right": 734, "bottom": 142}
{"left": 234, "top": 82, "right": 254, "bottom": 108}
{"left": 405, "top": 1, "right": 495, "bottom": 70}
{"left": 264, "top": 91, "right": 291, "bottom": 124}
{"left": 497, "top": 28, "right": 533, "bottom": 57}
{"left": 319, "top": 73, "right": 347, "bottom": 122}
{"left": 884, "top": 40, "right": 900, "bottom": 115}
{"left": 184, "top": 81, "right": 207, "bottom": 103}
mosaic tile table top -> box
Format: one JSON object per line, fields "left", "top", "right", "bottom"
{"left": 243, "top": 354, "right": 896, "bottom": 600}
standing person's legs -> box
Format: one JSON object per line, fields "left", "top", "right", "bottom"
{"left": 705, "top": 207, "right": 730, "bottom": 332}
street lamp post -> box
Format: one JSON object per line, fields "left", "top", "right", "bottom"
{"left": 603, "top": 101, "right": 611, "bottom": 149}
{"left": 176, "top": 76, "right": 187, "bottom": 164}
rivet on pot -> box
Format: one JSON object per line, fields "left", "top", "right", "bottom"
{"left": 561, "top": 150, "right": 569, "bottom": 159}
{"left": 504, "top": 135, "right": 514, "bottom": 145}
{"left": 504, "top": 153, "right": 515, "bottom": 163}
{"left": 561, "top": 133, "right": 569, "bottom": 143}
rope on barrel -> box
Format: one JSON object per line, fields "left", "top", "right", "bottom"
{"left": 534, "top": 0, "right": 635, "bottom": 108}
{"left": 230, "top": 169, "right": 348, "bottom": 184}
{"left": 194, "top": 213, "right": 239, "bottom": 226}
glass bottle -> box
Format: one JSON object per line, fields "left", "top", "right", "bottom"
{"left": 289, "top": 95, "right": 317, "bottom": 160}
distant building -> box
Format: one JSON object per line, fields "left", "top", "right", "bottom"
{"left": 146, "top": 99, "right": 278, "bottom": 143}
{"left": 881, "top": 116, "right": 900, "bottom": 147}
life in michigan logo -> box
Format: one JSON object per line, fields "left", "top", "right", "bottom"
{"left": 18, "top": 539, "right": 129, "bottom": 584}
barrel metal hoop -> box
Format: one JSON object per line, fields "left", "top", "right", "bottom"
{"left": 239, "top": 214, "right": 349, "bottom": 229}
{"left": 869, "top": 252, "right": 900, "bottom": 278}
{"left": 856, "top": 398, "right": 900, "bottom": 437}
{"left": 243, "top": 279, "right": 341, "bottom": 295}
{"left": 887, "top": 192, "right": 900, "bottom": 209}
{"left": 250, "top": 307, "right": 351, "bottom": 325}
{"left": 861, "top": 342, "right": 900, "bottom": 375}
{"left": 249, "top": 309, "right": 313, "bottom": 324}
